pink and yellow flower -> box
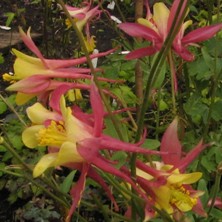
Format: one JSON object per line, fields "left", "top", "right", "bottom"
{"left": 65, "top": 1, "right": 100, "bottom": 52}
{"left": 65, "top": 1, "right": 101, "bottom": 32}
{"left": 3, "top": 27, "right": 116, "bottom": 104}
{"left": 119, "top": 0, "right": 222, "bottom": 61}
{"left": 133, "top": 118, "right": 208, "bottom": 220}
{"left": 22, "top": 81, "right": 161, "bottom": 221}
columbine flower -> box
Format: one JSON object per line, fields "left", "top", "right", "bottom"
{"left": 133, "top": 118, "right": 208, "bottom": 221}
{"left": 119, "top": 0, "right": 222, "bottom": 61}
{"left": 136, "top": 161, "right": 204, "bottom": 221}
{"left": 65, "top": 1, "right": 101, "bottom": 32}
{"left": 3, "top": 27, "right": 117, "bottom": 104}
{"left": 22, "top": 81, "right": 161, "bottom": 221}
{"left": 65, "top": 1, "right": 101, "bottom": 52}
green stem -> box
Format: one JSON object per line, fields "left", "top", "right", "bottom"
{"left": 0, "top": 169, "right": 24, "bottom": 177}
{"left": 2, "top": 136, "right": 70, "bottom": 202}
{"left": 0, "top": 167, "right": 69, "bottom": 208}
{"left": 130, "top": 0, "right": 190, "bottom": 218}
{"left": 2, "top": 139, "right": 32, "bottom": 171}
{"left": 207, "top": 170, "right": 221, "bottom": 214}
{"left": 24, "top": 174, "right": 70, "bottom": 208}
{"left": 167, "top": 50, "right": 177, "bottom": 115}
{"left": 56, "top": 0, "right": 124, "bottom": 141}
{"left": 113, "top": 0, "right": 126, "bottom": 23}
{"left": 0, "top": 93, "right": 27, "bottom": 127}
{"left": 91, "top": 193, "right": 110, "bottom": 222}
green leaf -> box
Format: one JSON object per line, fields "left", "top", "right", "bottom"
{"left": 211, "top": 101, "right": 222, "bottom": 121}
{"left": 142, "top": 139, "right": 160, "bottom": 150}
{"left": 4, "top": 12, "right": 15, "bottom": 27}
{"left": 210, "top": 208, "right": 222, "bottom": 219}
{"left": 0, "top": 98, "right": 7, "bottom": 114}
{"left": 201, "top": 155, "right": 216, "bottom": 173}
{"left": 8, "top": 133, "right": 24, "bottom": 150}
{"left": 111, "top": 151, "right": 128, "bottom": 169}
{"left": 201, "top": 46, "right": 214, "bottom": 71}
{"left": 104, "top": 117, "right": 129, "bottom": 142}
{"left": 112, "top": 85, "right": 137, "bottom": 105}
{"left": 183, "top": 93, "right": 209, "bottom": 124}
{"left": 0, "top": 144, "right": 6, "bottom": 152}
{"left": 188, "top": 58, "right": 212, "bottom": 80}
{"left": 197, "top": 179, "right": 209, "bottom": 206}
{"left": 0, "top": 163, "right": 5, "bottom": 177}
{"left": 60, "top": 170, "right": 76, "bottom": 194}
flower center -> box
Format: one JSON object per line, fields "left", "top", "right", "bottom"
{"left": 170, "top": 185, "right": 197, "bottom": 212}
{"left": 37, "top": 120, "right": 67, "bottom": 147}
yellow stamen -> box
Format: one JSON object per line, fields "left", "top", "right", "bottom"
{"left": 37, "top": 120, "right": 67, "bottom": 147}
{"left": 170, "top": 185, "right": 197, "bottom": 211}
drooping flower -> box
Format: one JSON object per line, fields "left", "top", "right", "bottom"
{"left": 65, "top": 1, "right": 101, "bottom": 32}
{"left": 119, "top": 0, "right": 222, "bottom": 61}
{"left": 133, "top": 118, "right": 209, "bottom": 221}
{"left": 65, "top": 1, "right": 101, "bottom": 52}
{"left": 3, "top": 27, "right": 117, "bottom": 104}
{"left": 22, "top": 81, "right": 162, "bottom": 221}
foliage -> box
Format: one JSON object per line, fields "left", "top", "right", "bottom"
{"left": 1, "top": 0, "right": 222, "bottom": 221}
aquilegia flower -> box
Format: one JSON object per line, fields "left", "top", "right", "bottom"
{"left": 65, "top": 1, "right": 101, "bottom": 52}
{"left": 133, "top": 118, "right": 208, "bottom": 221}
{"left": 3, "top": 27, "right": 117, "bottom": 104}
{"left": 119, "top": 0, "right": 222, "bottom": 61}
{"left": 65, "top": 1, "right": 100, "bottom": 32}
{"left": 22, "top": 81, "right": 161, "bottom": 221}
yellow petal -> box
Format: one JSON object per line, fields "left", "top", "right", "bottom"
{"left": 181, "top": 20, "right": 193, "bottom": 37}
{"left": 154, "top": 186, "right": 173, "bottom": 214}
{"left": 153, "top": 3, "right": 170, "bottom": 39}
{"left": 27, "top": 102, "right": 59, "bottom": 124}
{"left": 136, "top": 168, "right": 153, "bottom": 180}
{"left": 168, "top": 172, "right": 202, "bottom": 185}
{"left": 15, "top": 92, "right": 36, "bottom": 105}
{"left": 33, "top": 153, "right": 58, "bottom": 177}
{"left": 12, "top": 49, "right": 50, "bottom": 79}
{"left": 137, "top": 18, "right": 159, "bottom": 33}
{"left": 22, "top": 125, "right": 45, "bottom": 148}
{"left": 55, "top": 141, "right": 84, "bottom": 165}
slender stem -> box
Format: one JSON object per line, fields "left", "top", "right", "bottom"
{"left": 24, "top": 173, "right": 70, "bottom": 208}
{"left": 0, "top": 93, "right": 27, "bottom": 127}
{"left": 155, "top": 89, "right": 161, "bottom": 140}
{"left": 134, "top": 0, "right": 144, "bottom": 119}
{"left": 2, "top": 135, "right": 70, "bottom": 201}
{"left": 130, "top": 0, "right": 189, "bottom": 219}
{"left": 113, "top": 0, "right": 126, "bottom": 23}
{"left": 0, "top": 166, "right": 70, "bottom": 208}
{"left": 91, "top": 193, "right": 110, "bottom": 222}
{"left": 0, "top": 168, "right": 24, "bottom": 177}
{"left": 56, "top": 0, "right": 124, "bottom": 141}
{"left": 131, "top": 0, "right": 144, "bottom": 219}
{"left": 207, "top": 169, "right": 221, "bottom": 214}
{"left": 2, "top": 139, "right": 32, "bottom": 171}
{"left": 167, "top": 50, "right": 177, "bottom": 115}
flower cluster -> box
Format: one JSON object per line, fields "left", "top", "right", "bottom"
{"left": 3, "top": 0, "right": 219, "bottom": 221}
